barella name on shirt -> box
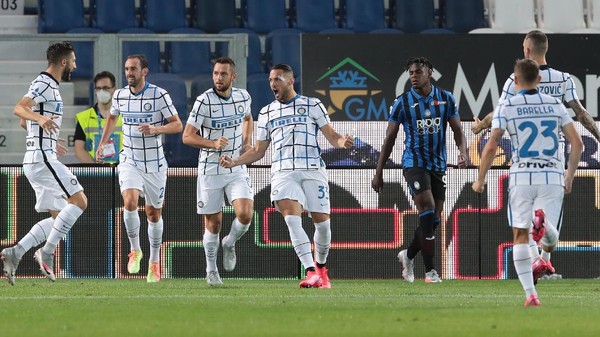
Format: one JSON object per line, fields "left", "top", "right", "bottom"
{"left": 516, "top": 106, "right": 555, "bottom": 116}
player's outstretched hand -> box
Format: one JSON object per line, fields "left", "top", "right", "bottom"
{"left": 371, "top": 173, "right": 384, "bottom": 193}
{"left": 39, "top": 115, "right": 59, "bottom": 135}
{"left": 56, "top": 137, "right": 68, "bottom": 157}
{"left": 471, "top": 117, "right": 483, "bottom": 135}
{"left": 343, "top": 134, "right": 354, "bottom": 149}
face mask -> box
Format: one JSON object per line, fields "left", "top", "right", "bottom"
{"left": 96, "top": 89, "right": 112, "bottom": 104}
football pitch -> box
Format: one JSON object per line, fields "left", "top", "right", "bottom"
{"left": 1, "top": 278, "right": 598, "bottom": 337}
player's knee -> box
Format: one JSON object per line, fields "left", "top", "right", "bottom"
{"left": 71, "top": 191, "right": 88, "bottom": 211}
{"left": 237, "top": 213, "right": 253, "bottom": 225}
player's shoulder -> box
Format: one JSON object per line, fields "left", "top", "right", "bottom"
{"left": 231, "top": 87, "right": 250, "bottom": 98}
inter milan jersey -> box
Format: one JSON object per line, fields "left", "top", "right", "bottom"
{"left": 493, "top": 89, "right": 573, "bottom": 186}
{"left": 389, "top": 85, "right": 459, "bottom": 171}
{"left": 257, "top": 95, "right": 329, "bottom": 173}
{"left": 110, "top": 82, "right": 178, "bottom": 173}
{"left": 187, "top": 87, "right": 252, "bottom": 175}
{"left": 23, "top": 72, "right": 63, "bottom": 164}
{"left": 499, "top": 65, "right": 577, "bottom": 103}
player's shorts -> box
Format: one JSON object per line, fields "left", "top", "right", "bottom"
{"left": 23, "top": 160, "right": 84, "bottom": 212}
{"left": 403, "top": 167, "right": 446, "bottom": 201}
{"left": 117, "top": 162, "right": 167, "bottom": 208}
{"left": 507, "top": 184, "right": 564, "bottom": 230}
{"left": 270, "top": 168, "right": 330, "bottom": 214}
{"left": 196, "top": 170, "right": 254, "bottom": 214}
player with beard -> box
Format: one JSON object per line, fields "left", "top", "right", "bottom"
{"left": 182, "top": 57, "right": 254, "bottom": 286}
{"left": 96, "top": 54, "right": 183, "bottom": 283}
{"left": 1, "top": 42, "right": 88, "bottom": 284}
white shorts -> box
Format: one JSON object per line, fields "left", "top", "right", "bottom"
{"left": 23, "top": 160, "right": 84, "bottom": 212}
{"left": 507, "top": 184, "right": 564, "bottom": 230}
{"left": 118, "top": 162, "right": 167, "bottom": 208}
{"left": 197, "top": 170, "right": 254, "bottom": 214}
{"left": 270, "top": 168, "right": 330, "bottom": 214}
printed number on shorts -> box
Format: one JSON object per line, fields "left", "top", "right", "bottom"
{"left": 317, "top": 185, "right": 329, "bottom": 199}
{"left": 518, "top": 120, "right": 558, "bottom": 158}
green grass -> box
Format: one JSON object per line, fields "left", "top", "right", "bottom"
{"left": 1, "top": 278, "right": 599, "bottom": 337}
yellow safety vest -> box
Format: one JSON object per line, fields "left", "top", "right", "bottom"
{"left": 75, "top": 106, "right": 123, "bottom": 163}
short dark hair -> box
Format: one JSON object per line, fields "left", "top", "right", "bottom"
{"left": 514, "top": 58, "right": 539, "bottom": 84}
{"left": 93, "top": 71, "right": 116, "bottom": 87}
{"left": 126, "top": 54, "right": 149, "bottom": 69}
{"left": 213, "top": 56, "right": 236, "bottom": 69}
{"left": 525, "top": 30, "right": 548, "bottom": 55}
{"left": 46, "top": 42, "right": 74, "bottom": 65}
{"left": 271, "top": 63, "right": 294, "bottom": 77}
{"left": 405, "top": 57, "right": 433, "bottom": 72}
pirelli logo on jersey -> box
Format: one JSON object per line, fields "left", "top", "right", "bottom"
{"left": 270, "top": 115, "right": 308, "bottom": 128}
{"left": 211, "top": 115, "right": 244, "bottom": 129}
{"left": 122, "top": 113, "right": 153, "bottom": 124}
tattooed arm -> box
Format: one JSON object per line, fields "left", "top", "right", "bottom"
{"left": 568, "top": 99, "right": 600, "bottom": 142}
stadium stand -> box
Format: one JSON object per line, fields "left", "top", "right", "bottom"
{"left": 319, "top": 28, "right": 355, "bottom": 34}
{"left": 443, "top": 0, "right": 487, "bottom": 33}
{"left": 192, "top": 0, "right": 238, "bottom": 33}
{"left": 246, "top": 74, "right": 272, "bottom": 120}
{"left": 190, "top": 74, "right": 215, "bottom": 102}
{"left": 369, "top": 28, "right": 404, "bottom": 34}
{"left": 265, "top": 28, "right": 302, "bottom": 77}
{"left": 118, "top": 28, "right": 162, "bottom": 73}
{"left": 67, "top": 27, "right": 104, "bottom": 80}
{"left": 539, "top": 0, "right": 587, "bottom": 33}
{"left": 392, "top": 0, "right": 437, "bottom": 33}
{"left": 141, "top": 0, "right": 187, "bottom": 33}
{"left": 217, "top": 28, "right": 264, "bottom": 75}
{"left": 90, "top": 0, "right": 137, "bottom": 33}
{"left": 38, "top": 0, "right": 86, "bottom": 33}
{"left": 165, "top": 28, "right": 212, "bottom": 79}
{"left": 489, "top": 0, "right": 537, "bottom": 33}
{"left": 341, "top": 0, "right": 387, "bottom": 32}
{"left": 242, "top": 0, "right": 288, "bottom": 34}
{"left": 291, "top": 0, "right": 337, "bottom": 32}
{"left": 420, "top": 28, "right": 456, "bottom": 34}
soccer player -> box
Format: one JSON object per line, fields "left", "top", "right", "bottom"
{"left": 372, "top": 57, "right": 469, "bottom": 283}
{"left": 471, "top": 30, "right": 600, "bottom": 279}
{"left": 1, "top": 42, "right": 88, "bottom": 284}
{"left": 220, "top": 64, "right": 354, "bottom": 288}
{"left": 472, "top": 58, "right": 582, "bottom": 306}
{"left": 96, "top": 54, "right": 183, "bottom": 283}
{"left": 182, "top": 57, "right": 254, "bottom": 286}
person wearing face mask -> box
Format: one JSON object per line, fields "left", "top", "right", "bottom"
{"left": 74, "top": 71, "right": 123, "bottom": 163}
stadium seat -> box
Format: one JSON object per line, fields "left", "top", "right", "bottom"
{"left": 67, "top": 28, "right": 104, "bottom": 80}
{"left": 147, "top": 73, "right": 199, "bottom": 166}
{"left": 392, "top": 0, "right": 437, "bottom": 33}
{"left": 319, "top": 28, "right": 355, "bottom": 34}
{"left": 217, "top": 28, "right": 264, "bottom": 75}
{"left": 165, "top": 28, "right": 212, "bottom": 79}
{"left": 539, "top": 0, "right": 586, "bottom": 33}
{"left": 190, "top": 74, "right": 214, "bottom": 101}
{"left": 192, "top": 0, "right": 238, "bottom": 33}
{"left": 91, "top": 0, "right": 137, "bottom": 33}
{"left": 443, "top": 0, "right": 487, "bottom": 33}
{"left": 141, "top": 0, "right": 187, "bottom": 33}
{"left": 420, "top": 28, "right": 456, "bottom": 34}
{"left": 246, "top": 74, "right": 272, "bottom": 120}
{"left": 242, "top": 0, "right": 288, "bottom": 33}
{"left": 38, "top": 0, "right": 86, "bottom": 33}
{"left": 291, "top": 0, "right": 337, "bottom": 32}
{"left": 341, "top": 0, "right": 387, "bottom": 32}
{"left": 265, "top": 28, "right": 302, "bottom": 77}
{"left": 489, "top": 0, "right": 537, "bottom": 33}
{"left": 118, "top": 28, "right": 162, "bottom": 74}
{"left": 370, "top": 28, "right": 404, "bottom": 34}
{"left": 588, "top": 0, "right": 600, "bottom": 29}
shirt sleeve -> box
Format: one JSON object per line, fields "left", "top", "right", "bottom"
{"left": 491, "top": 103, "right": 507, "bottom": 130}
{"left": 159, "top": 90, "right": 177, "bottom": 119}
{"left": 25, "top": 80, "right": 50, "bottom": 104}
{"left": 256, "top": 105, "right": 270, "bottom": 141}
{"left": 309, "top": 98, "right": 330, "bottom": 129}
{"left": 388, "top": 96, "right": 404, "bottom": 124}
{"left": 73, "top": 121, "right": 86, "bottom": 141}
{"left": 499, "top": 75, "right": 516, "bottom": 103}
{"left": 187, "top": 94, "right": 207, "bottom": 130}
{"left": 563, "top": 73, "right": 579, "bottom": 103}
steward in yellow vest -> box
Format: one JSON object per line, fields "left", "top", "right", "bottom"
{"left": 74, "top": 105, "right": 123, "bottom": 163}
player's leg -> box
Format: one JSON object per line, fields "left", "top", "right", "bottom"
{"left": 272, "top": 172, "right": 321, "bottom": 288}
{"left": 119, "top": 164, "right": 144, "bottom": 274}
{"left": 35, "top": 161, "right": 86, "bottom": 281}
{"left": 222, "top": 171, "right": 254, "bottom": 272}
{"left": 197, "top": 174, "right": 227, "bottom": 286}
{"left": 508, "top": 185, "right": 540, "bottom": 306}
{"left": 534, "top": 185, "right": 563, "bottom": 278}
{"left": 143, "top": 171, "right": 168, "bottom": 283}
{"left": 304, "top": 169, "right": 332, "bottom": 288}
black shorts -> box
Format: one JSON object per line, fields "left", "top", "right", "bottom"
{"left": 403, "top": 167, "right": 446, "bottom": 201}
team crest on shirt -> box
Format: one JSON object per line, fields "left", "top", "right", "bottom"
{"left": 297, "top": 107, "right": 306, "bottom": 115}
{"left": 237, "top": 105, "right": 245, "bottom": 113}
{"left": 71, "top": 179, "right": 78, "bottom": 185}
{"left": 143, "top": 103, "right": 152, "bottom": 111}
{"left": 424, "top": 109, "right": 431, "bottom": 117}
{"left": 197, "top": 201, "right": 204, "bottom": 208}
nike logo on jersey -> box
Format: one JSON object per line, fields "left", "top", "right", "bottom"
{"left": 411, "top": 103, "right": 419, "bottom": 108}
